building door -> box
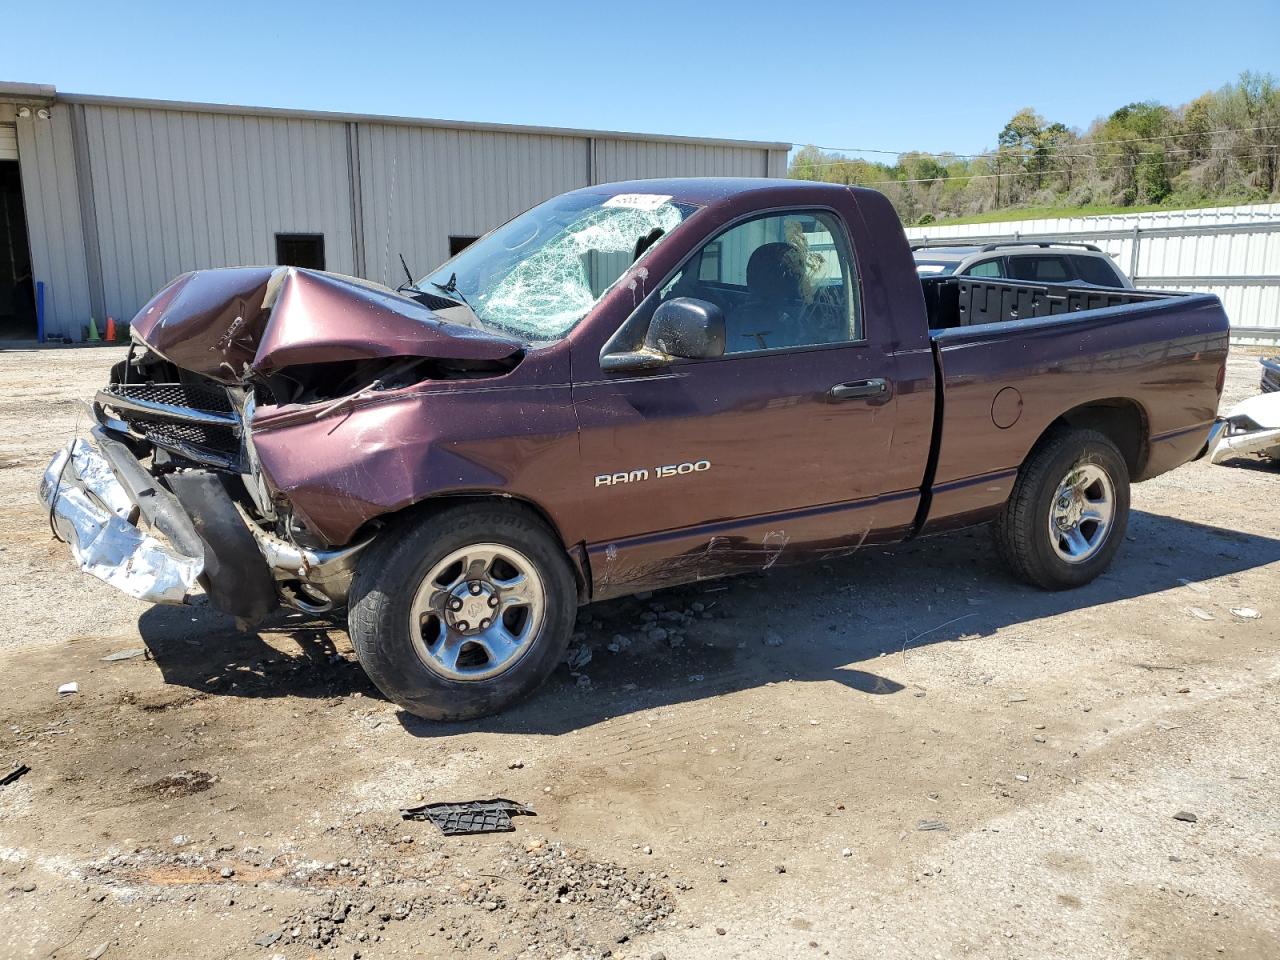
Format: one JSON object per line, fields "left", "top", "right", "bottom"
{"left": 0, "top": 142, "right": 36, "bottom": 340}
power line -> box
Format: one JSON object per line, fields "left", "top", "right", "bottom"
{"left": 800, "top": 123, "right": 1280, "bottom": 162}
{"left": 808, "top": 150, "right": 1279, "bottom": 187}
{"left": 794, "top": 146, "right": 1279, "bottom": 178}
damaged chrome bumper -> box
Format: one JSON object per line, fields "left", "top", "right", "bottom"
{"left": 40, "top": 432, "right": 368, "bottom": 615}
{"left": 1210, "top": 423, "right": 1280, "bottom": 463}
{"left": 39, "top": 438, "right": 204, "bottom": 604}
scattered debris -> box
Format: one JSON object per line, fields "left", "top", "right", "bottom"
{"left": 916, "top": 819, "right": 949, "bottom": 832}
{"left": 1230, "top": 607, "right": 1261, "bottom": 620}
{"left": 1188, "top": 607, "right": 1216, "bottom": 622}
{"left": 606, "top": 634, "right": 632, "bottom": 653}
{"left": 87, "top": 943, "right": 109, "bottom": 960}
{"left": 57, "top": 681, "right": 79, "bottom": 696}
{"left": 0, "top": 764, "right": 30, "bottom": 787}
{"left": 100, "top": 648, "right": 147, "bottom": 662}
{"left": 141, "top": 770, "right": 215, "bottom": 797}
{"left": 1173, "top": 811, "right": 1199, "bottom": 823}
{"left": 764, "top": 631, "right": 784, "bottom": 647}
{"left": 1007, "top": 695, "right": 1028, "bottom": 703}
{"left": 565, "top": 645, "right": 592, "bottom": 671}
{"left": 401, "top": 799, "right": 536, "bottom": 835}
{"left": 253, "top": 930, "right": 282, "bottom": 947}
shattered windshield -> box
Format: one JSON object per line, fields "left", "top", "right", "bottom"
{"left": 419, "top": 192, "right": 698, "bottom": 341}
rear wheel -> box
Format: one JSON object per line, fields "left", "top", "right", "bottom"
{"left": 348, "top": 502, "right": 577, "bottom": 720}
{"left": 994, "top": 428, "right": 1130, "bottom": 590}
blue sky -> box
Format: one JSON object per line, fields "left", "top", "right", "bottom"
{"left": 5, "top": 0, "right": 1277, "bottom": 158}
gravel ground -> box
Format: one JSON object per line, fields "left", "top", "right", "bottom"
{"left": 0, "top": 345, "right": 1277, "bottom": 960}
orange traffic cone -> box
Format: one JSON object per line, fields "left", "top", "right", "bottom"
{"left": 105, "top": 316, "right": 117, "bottom": 342}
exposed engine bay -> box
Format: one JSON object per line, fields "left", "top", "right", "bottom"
{"left": 41, "top": 265, "right": 528, "bottom": 624}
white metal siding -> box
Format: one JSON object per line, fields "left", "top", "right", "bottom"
{"left": 0, "top": 124, "right": 16, "bottom": 161}
{"left": 80, "top": 105, "right": 356, "bottom": 322}
{"left": 15, "top": 93, "right": 786, "bottom": 335}
{"left": 905, "top": 203, "right": 1280, "bottom": 337}
{"left": 357, "top": 124, "right": 591, "bottom": 287}
{"left": 594, "top": 139, "right": 769, "bottom": 181}
{"left": 14, "top": 107, "right": 92, "bottom": 339}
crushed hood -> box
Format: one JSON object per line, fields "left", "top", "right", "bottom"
{"left": 129, "top": 267, "right": 523, "bottom": 382}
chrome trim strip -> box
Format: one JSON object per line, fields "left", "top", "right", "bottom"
{"left": 95, "top": 388, "right": 240, "bottom": 429}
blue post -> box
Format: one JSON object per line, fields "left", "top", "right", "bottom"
{"left": 35, "top": 281, "right": 45, "bottom": 344}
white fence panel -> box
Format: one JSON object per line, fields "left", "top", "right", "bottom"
{"left": 905, "top": 203, "right": 1280, "bottom": 341}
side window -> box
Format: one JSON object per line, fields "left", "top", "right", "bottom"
{"left": 1072, "top": 254, "right": 1124, "bottom": 286}
{"left": 659, "top": 211, "right": 861, "bottom": 354}
{"left": 965, "top": 258, "right": 1004, "bottom": 278}
{"left": 1009, "top": 255, "right": 1071, "bottom": 282}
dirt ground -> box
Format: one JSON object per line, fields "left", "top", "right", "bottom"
{"left": 0, "top": 344, "right": 1277, "bottom": 960}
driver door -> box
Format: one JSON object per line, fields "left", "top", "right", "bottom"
{"left": 572, "top": 209, "right": 904, "bottom": 598}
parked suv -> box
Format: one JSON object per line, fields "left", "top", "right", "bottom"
{"left": 913, "top": 242, "right": 1133, "bottom": 288}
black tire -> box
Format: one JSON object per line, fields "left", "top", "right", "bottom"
{"left": 994, "top": 428, "right": 1130, "bottom": 590}
{"left": 347, "top": 501, "right": 577, "bottom": 721}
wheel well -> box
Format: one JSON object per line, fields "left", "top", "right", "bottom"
{"left": 352, "top": 493, "right": 591, "bottom": 602}
{"left": 1047, "top": 399, "right": 1148, "bottom": 476}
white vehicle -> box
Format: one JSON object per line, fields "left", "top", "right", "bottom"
{"left": 1212, "top": 359, "right": 1280, "bottom": 463}
{"left": 912, "top": 241, "right": 1134, "bottom": 288}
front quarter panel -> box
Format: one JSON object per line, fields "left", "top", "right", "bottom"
{"left": 250, "top": 349, "right": 580, "bottom": 546}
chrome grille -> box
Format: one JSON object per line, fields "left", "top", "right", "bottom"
{"left": 107, "top": 382, "right": 234, "bottom": 412}
{"left": 99, "top": 381, "right": 243, "bottom": 471}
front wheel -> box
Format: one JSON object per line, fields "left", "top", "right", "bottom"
{"left": 348, "top": 502, "right": 578, "bottom": 720}
{"left": 994, "top": 428, "right": 1131, "bottom": 590}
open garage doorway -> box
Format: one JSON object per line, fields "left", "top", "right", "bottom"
{"left": 0, "top": 155, "right": 35, "bottom": 340}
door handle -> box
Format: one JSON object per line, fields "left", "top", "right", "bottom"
{"left": 828, "top": 378, "right": 887, "bottom": 401}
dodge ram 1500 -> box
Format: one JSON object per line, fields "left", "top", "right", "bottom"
{"left": 41, "top": 178, "right": 1230, "bottom": 719}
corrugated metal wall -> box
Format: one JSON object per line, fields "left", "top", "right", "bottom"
{"left": 906, "top": 203, "right": 1280, "bottom": 339}
{"left": 9, "top": 98, "right": 784, "bottom": 341}
{"left": 358, "top": 124, "right": 591, "bottom": 288}
{"left": 12, "top": 105, "right": 92, "bottom": 334}
{"left": 80, "top": 105, "right": 356, "bottom": 322}
{"left": 594, "top": 139, "right": 769, "bottom": 181}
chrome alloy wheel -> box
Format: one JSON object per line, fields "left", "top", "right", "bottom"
{"left": 409, "top": 543, "right": 546, "bottom": 681}
{"left": 1047, "top": 462, "right": 1116, "bottom": 564}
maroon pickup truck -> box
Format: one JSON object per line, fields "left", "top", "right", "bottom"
{"left": 41, "top": 179, "right": 1229, "bottom": 719}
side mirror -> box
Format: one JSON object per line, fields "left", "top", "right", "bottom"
{"left": 600, "top": 297, "right": 726, "bottom": 372}
{"left": 645, "top": 298, "right": 725, "bottom": 359}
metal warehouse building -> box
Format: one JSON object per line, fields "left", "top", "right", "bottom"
{"left": 0, "top": 82, "right": 789, "bottom": 342}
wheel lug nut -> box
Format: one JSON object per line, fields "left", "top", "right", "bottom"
{"left": 450, "top": 598, "right": 463, "bottom": 611}
{"left": 480, "top": 618, "right": 490, "bottom": 629}
{"left": 488, "top": 595, "right": 499, "bottom": 607}
{"left": 456, "top": 620, "right": 469, "bottom": 632}
{"left": 469, "top": 582, "right": 482, "bottom": 595}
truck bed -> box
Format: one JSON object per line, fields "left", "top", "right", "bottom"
{"left": 918, "top": 281, "right": 1230, "bottom": 534}
{"left": 922, "top": 275, "right": 1175, "bottom": 330}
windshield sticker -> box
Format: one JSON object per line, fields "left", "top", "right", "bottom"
{"left": 603, "top": 193, "right": 674, "bottom": 211}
